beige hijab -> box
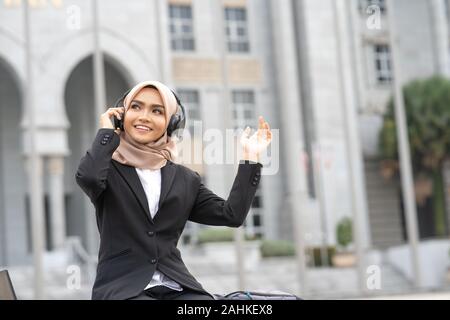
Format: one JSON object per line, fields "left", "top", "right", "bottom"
{"left": 112, "top": 80, "right": 179, "bottom": 170}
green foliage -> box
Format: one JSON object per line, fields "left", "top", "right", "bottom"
{"left": 197, "top": 228, "right": 234, "bottom": 243}
{"left": 379, "top": 76, "right": 450, "bottom": 172}
{"left": 260, "top": 240, "right": 336, "bottom": 267}
{"left": 260, "top": 240, "right": 296, "bottom": 257}
{"left": 197, "top": 228, "right": 259, "bottom": 244}
{"left": 379, "top": 76, "right": 450, "bottom": 237}
{"left": 310, "top": 247, "right": 336, "bottom": 267}
{"left": 433, "top": 169, "right": 446, "bottom": 236}
{"left": 336, "top": 217, "right": 353, "bottom": 250}
{"left": 379, "top": 118, "right": 398, "bottom": 160}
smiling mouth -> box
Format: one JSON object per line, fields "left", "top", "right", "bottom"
{"left": 134, "top": 125, "right": 152, "bottom": 132}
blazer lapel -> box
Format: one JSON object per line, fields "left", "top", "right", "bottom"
{"left": 157, "top": 160, "right": 177, "bottom": 216}
{"left": 112, "top": 160, "right": 177, "bottom": 224}
{"left": 112, "top": 160, "right": 152, "bottom": 223}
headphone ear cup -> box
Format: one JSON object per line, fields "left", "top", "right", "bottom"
{"left": 120, "top": 107, "right": 125, "bottom": 131}
{"left": 167, "top": 114, "right": 178, "bottom": 137}
{"left": 167, "top": 90, "right": 186, "bottom": 139}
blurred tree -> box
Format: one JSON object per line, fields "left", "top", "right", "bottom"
{"left": 336, "top": 217, "right": 353, "bottom": 252}
{"left": 379, "top": 76, "right": 450, "bottom": 237}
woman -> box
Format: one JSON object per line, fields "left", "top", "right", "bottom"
{"left": 75, "top": 80, "right": 272, "bottom": 300}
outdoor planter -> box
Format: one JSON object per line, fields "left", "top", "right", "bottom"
{"left": 331, "top": 252, "right": 356, "bottom": 268}
{"left": 332, "top": 217, "right": 355, "bottom": 268}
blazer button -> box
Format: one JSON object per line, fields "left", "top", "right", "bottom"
{"left": 104, "top": 134, "right": 110, "bottom": 138}
{"left": 150, "top": 258, "right": 157, "bottom": 264}
{"left": 147, "top": 231, "right": 155, "bottom": 237}
{"left": 255, "top": 172, "right": 261, "bottom": 177}
{"left": 252, "top": 181, "right": 258, "bottom": 186}
{"left": 100, "top": 141, "right": 107, "bottom": 145}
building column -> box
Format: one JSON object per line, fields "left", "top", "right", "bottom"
{"left": 155, "top": 0, "right": 174, "bottom": 84}
{"left": 47, "top": 156, "right": 66, "bottom": 249}
{"left": 334, "top": 0, "right": 373, "bottom": 293}
{"left": 429, "top": 0, "right": 450, "bottom": 76}
{"left": 269, "top": 0, "right": 309, "bottom": 295}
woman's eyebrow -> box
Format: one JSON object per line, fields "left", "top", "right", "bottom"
{"left": 131, "top": 99, "right": 165, "bottom": 109}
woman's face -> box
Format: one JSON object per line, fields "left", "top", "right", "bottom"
{"left": 123, "top": 87, "right": 167, "bottom": 144}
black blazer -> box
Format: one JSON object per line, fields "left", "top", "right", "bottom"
{"left": 75, "top": 128, "right": 262, "bottom": 300}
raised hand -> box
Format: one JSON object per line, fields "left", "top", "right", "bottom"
{"left": 240, "top": 116, "right": 272, "bottom": 162}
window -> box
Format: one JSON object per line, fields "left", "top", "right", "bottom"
{"left": 169, "top": 4, "right": 195, "bottom": 51}
{"left": 231, "top": 89, "right": 263, "bottom": 237}
{"left": 231, "top": 90, "right": 255, "bottom": 130}
{"left": 359, "top": 0, "right": 386, "bottom": 14}
{"left": 373, "top": 44, "right": 392, "bottom": 84}
{"left": 177, "top": 89, "right": 201, "bottom": 136}
{"left": 225, "top": 7, "right": 250, "bottom": 53}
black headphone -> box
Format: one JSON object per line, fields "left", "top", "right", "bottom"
{"left": 113, "top": 86, "right": 186, "bottom": 140}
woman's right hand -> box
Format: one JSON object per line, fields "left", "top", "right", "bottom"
{"left": 100, "top": 107, "right": 124, "bottom": 134}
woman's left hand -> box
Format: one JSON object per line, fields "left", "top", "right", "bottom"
{"left": 240, "top": 116, "right": 272, "bottom": 162}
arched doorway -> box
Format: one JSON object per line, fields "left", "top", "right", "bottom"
{"left": 64, "top": 54, "right": 130, "bottom": 254}
{"left": 0, "top": 58, "right": 27, "bottom": 265}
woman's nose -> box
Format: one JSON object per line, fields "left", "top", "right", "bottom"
{"left": 138, "top": 110, "right": 152, "bottom": 121}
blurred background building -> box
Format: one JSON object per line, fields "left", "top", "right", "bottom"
{"left": 1, "top": 0, "right": 450, "bottom": 299}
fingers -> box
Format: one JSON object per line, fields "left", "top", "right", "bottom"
{"left": 258, "top": 116, "right": 269, "bottom": 130}
{"left": 107, "top": 107, "right": 124, "bottom": 119}
{"left": 257, "top": 122, "right": 263, "bottom": 140}
{"left": 265, "top": 121, "right": 272, "bottom": 141}
{"left": 99, "top": 107, "right": 125, "bottom": 129}
{"left": 256, "top": 116, "right": 272, "bottom": 141}
{"left": 241, "top": 116, "right": 272, "bottom": 143}
{"left": 258, "top": 116, "right": 265, "bottom": 130}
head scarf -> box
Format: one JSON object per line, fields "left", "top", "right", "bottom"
{"left": 112, "top": 80, "right": 179, "bottom": 169}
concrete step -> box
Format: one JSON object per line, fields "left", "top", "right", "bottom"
{"left": 365, "top": 159, "right": 404, "bottom": 249}
{"left": 366, "top": 189, "right": 401, "bottom": 198}
{"left": 372, "top": 238, "right": 405, "bottom": 248}
{"left": 369, "top": 214, "right": 403, "bottom": 223}
{"left": 370, "top": 229, "right": 403, "bottom": 237}
{"left": 369, "top": 218, "right": 403, "bottom": 227}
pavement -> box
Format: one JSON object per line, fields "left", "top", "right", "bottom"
{"left": 4, "top": 242, "right": 450, "bottom": 300}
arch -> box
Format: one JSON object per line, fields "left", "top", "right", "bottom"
{"left": 44, "top": 27, "right": 159, "bottom": 120}
{"left": 0, "top": 30, "right": 25, "bottom": 97}
{"left": 0, "top": 56, "right": 28, "bottom": 265}
{"left": 63, "top": 53, "right": 130, "bottom": 253}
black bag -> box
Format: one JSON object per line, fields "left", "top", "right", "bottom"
{"left": 214, "top": 290, "right": 302, "bottom": 300}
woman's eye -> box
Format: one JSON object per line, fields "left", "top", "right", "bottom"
{"left": 131, "top": 104, "right": 139, "bottom": 109}
{"left": 154, "top": 109, "right": 163, "bottom": 114}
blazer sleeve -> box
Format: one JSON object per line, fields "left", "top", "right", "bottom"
{"left": 75, "top": 128, "right": 120, "bottom": 203}
{"left": 188, "top": 160, "right": 263, "bottom": 227}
